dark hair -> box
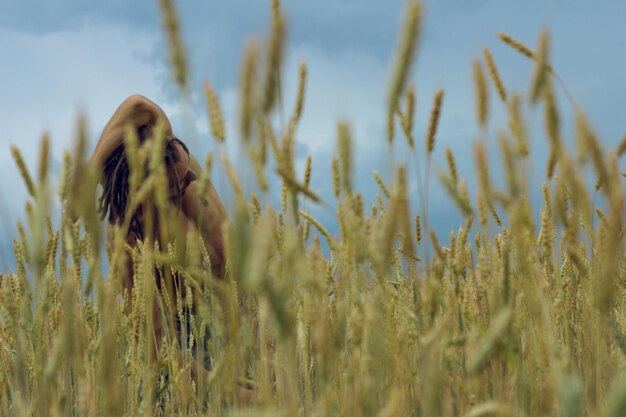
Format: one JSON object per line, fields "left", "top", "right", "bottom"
{"left": 98, "top": 125, "right": 187, "bottom": 239}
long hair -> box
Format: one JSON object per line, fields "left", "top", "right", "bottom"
{"left": 98, "top": 125, "right": 186, "bottom": 240}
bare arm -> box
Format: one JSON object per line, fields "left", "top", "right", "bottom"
{"left": 181, "top": 180, "right": 227, "bottom": 279}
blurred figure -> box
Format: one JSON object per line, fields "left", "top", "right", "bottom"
{"left": 90, "top": 94, "right": 227, "bottom": 375}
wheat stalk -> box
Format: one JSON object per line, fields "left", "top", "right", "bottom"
{"left": 483, "top": 47, "right": 507, "bottom": 102}
{"left": 204, "top": 81, "right": 226, "bottom": 143}
{"left": 473, "top": 58, "right": 489, "bottom": 127}
{"left": 426, "top": 89, "right": 444, "bottom": 154}
{"left": 158, "top": 0, "right": 188, "bottom": 91}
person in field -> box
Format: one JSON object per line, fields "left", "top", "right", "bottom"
{"left": 90, "top": 94, "right": 227, "bottom": 377}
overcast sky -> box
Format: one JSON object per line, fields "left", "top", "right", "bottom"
{"left": 1, "top": 0, "right": 625, "bottom": 269}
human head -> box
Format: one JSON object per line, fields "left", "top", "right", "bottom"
{"left": 92, "top": 95, "right": 197, "bottom": 239}
{"left": 90, "top": 94, "right": 175, "bottom": 169}
{"left": 98, "top": 133, "right": 195, "bottom": 239}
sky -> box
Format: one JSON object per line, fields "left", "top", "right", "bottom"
{"left": 1, "top": 0, "right": 625, "bottom": 269}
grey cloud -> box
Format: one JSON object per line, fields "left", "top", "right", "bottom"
{"left": 0, "top": 0, "right": 157, "bottom": 33}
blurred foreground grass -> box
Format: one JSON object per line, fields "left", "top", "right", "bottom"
{"left": 1, "top": 1, "right": 626, "bottom": 416}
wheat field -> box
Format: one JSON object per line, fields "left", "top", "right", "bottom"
{"left": 1, "top": 0, "right": 626, "bottom": 416}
